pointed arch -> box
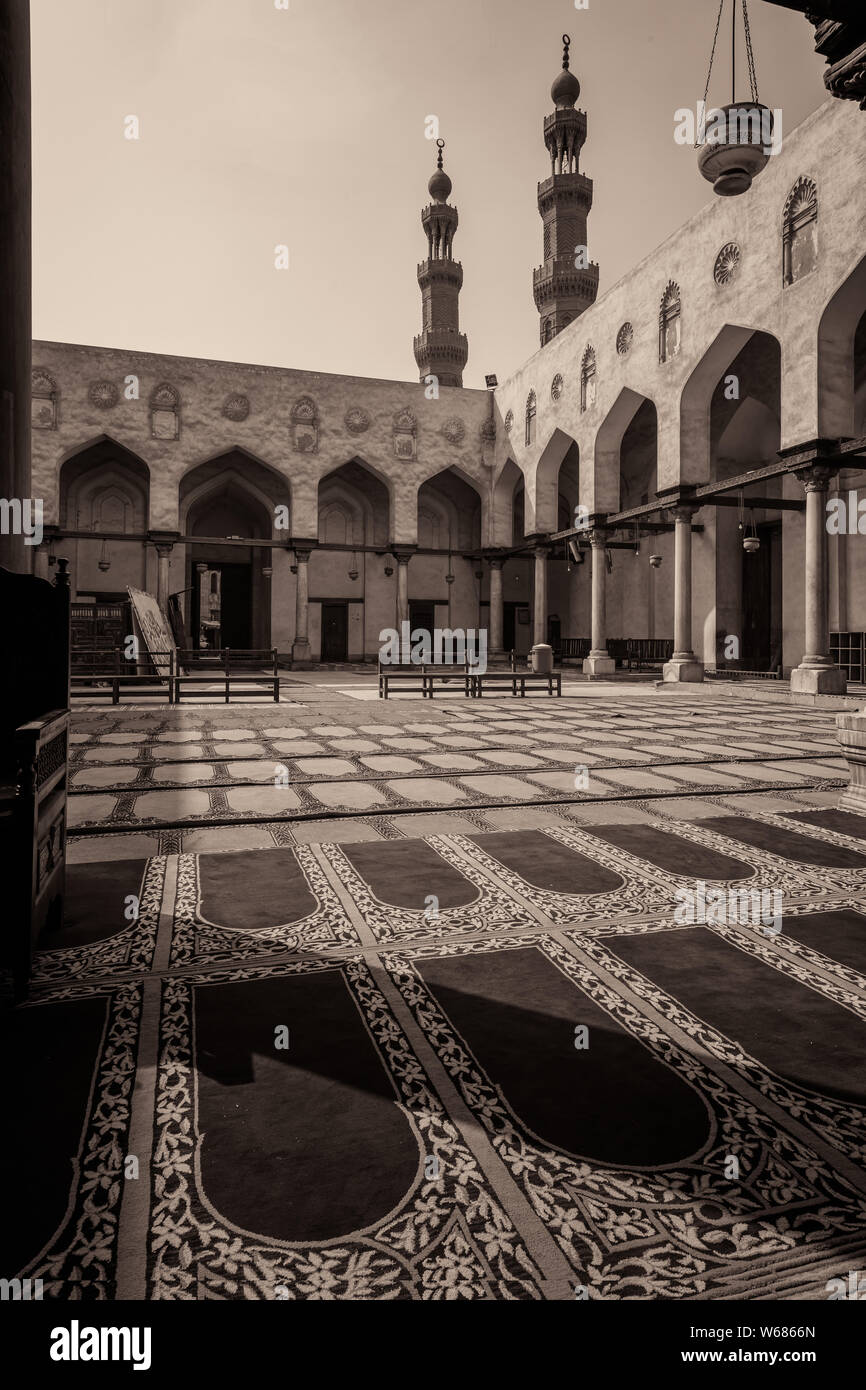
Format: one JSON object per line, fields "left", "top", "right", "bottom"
{"left": 59, "top": 436, "right": 150, "bottom": 531}
{"left": 317, "top": 459, "right": 390, "bottom": 549}
{"left": 491, "top": 457, "right": 523, "bottom": 547}
{"left": 179, "top": 448, "right": 290, "bottom": 535}
{"left": 532, "top": 428, "right": 579, "bottom": 534}
{"left": 416, "top": 466, "right": 482, "bottom": 551}
{"left": 817, "top": 253, "right": 866, "bottom": 438}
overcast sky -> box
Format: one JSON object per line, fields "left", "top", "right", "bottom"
{"left": 31, "top": 0, "right": 827, "bottom": 387}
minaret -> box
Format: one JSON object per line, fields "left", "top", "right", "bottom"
{"left": 414, "top": 139, "right": 468, "bottom": 388}
{"left": 533, "top": 34, "right": 599, "bottom": 346}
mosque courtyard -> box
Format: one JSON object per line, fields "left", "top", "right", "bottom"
{"left": 10, "top": 677, "right": 866, "bottom": 1301}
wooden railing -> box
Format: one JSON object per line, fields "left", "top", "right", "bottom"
{"left": 70, "top": 648, "right": 281, "bottom": 703}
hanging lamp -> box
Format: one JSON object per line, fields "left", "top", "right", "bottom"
{"left": 98, "top": 538, "right": 111, "bottom": 572}
{"left": 696, "top": 0, "right": 772, "bottom": 197}
{"left": 738, "top": 489, "right": 761, "bottom": 552}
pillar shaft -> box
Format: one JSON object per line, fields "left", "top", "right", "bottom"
{"left": 156, "top": 545, "right": 172, "bottom": 610}
{"left": 488, "top": 558, "right": 504, "bottom": 656}
{"left": 791, "top": 465, "right": 846, "bottom": 694}
{"left": 396, "top": 555, "right": 410, "bottom": 629}
{"left": 589, "top": 534, "right": 607, "bottom": 656}
{"left": 292, "top": 547, "right": 312, "bottom": 665}
{"left": 583, "top": 530, "right": 615, "bottom": 677}
{"left": 533, "top": 546, "right": 547, "bottom": 647}
{"left": 662, "top": 504, "right": 703, "bottom": 683}
{"left": 672, "top": 508, "right": 695, "bottom": 659}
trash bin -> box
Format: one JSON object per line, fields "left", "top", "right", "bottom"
{"left": 530, "top": 643, "right": 553, "bottom": 674}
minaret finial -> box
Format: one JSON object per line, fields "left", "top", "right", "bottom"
{"left": 562, "top": 33, "right": 571, "bottom": 71}
{"left": 436, "top": 137, "right": 444, "bottom": 170}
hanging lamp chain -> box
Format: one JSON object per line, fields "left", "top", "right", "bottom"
{"left": 695, "top": 0, "right": 760, "bottom": 149}
{"left": 695, "top": 0, "right": 726, "bottom": 149}
{"left": 741, "top": 0, "right": 760, "bottom": 105}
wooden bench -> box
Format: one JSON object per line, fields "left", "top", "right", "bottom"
{"left": 470, "top": 669, "right": 562, "bottom": 698}
{"left": 173, "top": 648, "right": 280, "bottom": 703}
{"left": 379, "top": 662, "right": 473, "bottom": 699}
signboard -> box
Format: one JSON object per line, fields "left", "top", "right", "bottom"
{"left": 127, "top": 586, "right": 176, "bottom": 682}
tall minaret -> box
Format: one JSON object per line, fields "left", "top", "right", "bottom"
{"left": 414, "top": 139, "right": 468, "bottom": 388}
{"left": 533, "top": 34, "right": 599, "bottom": 346}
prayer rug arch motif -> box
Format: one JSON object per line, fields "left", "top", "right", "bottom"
{"left": 148, "top": 959, "right": 547, "bottom": 1299}
{"left": 383, "top": 936, "right": 866, "bottom": 1300}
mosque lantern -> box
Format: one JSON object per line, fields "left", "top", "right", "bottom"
{"left": 695, "top": 0, "right": 773, "bottom": 197}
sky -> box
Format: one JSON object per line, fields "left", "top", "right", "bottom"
{"left": 30, "top": 0, "right": 828, "bottom": 388}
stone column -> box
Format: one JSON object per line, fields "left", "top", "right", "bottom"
{"left": 292, "top": 546, "right": 313, "bottom": 667}
{"left": 487, "top": 557, "right": 504, "bottom": 658}
{"left": 583, "top": 529, "right": 615, "bottom": 678}
{"left": 395, "top": 551, "right": 411, "bottom": 630}
{"left": 532, "top": 545, "right": 548, "bottom": 647}
{"left": 791, "top": 465, "right": 846, "bottom": 694}
{"left": 155, "top": 544, "right": 173, "bottom": 610}
{"left": 662, "top": 505, "right": 704, "bottom": 683}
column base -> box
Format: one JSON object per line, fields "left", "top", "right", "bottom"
{"left": 662, "top": 656, "right": 704, "bottom": 683}
{"left": 292, "top": 640, "right": 312, "bottom": 668}
{"left": 583, "top": 654, "right": 615, "bottom": 678}
{"left": 837, "top": 712, "right": 866, "bottom": 813}
{"left": 790, "top": 663, "right": 846, "bottom": 695}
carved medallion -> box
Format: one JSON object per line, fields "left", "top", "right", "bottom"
{"left": 223, "top": 393, "right": 250, "bottom": 422}
{"left": 441, "top": 417, "right": 466, "bottom": 445}
{"left": 615, "top": 323, "right": 633, "bottom": 356}
{"left": 504, "top": 409, "right": 514, "bottom": 434}
{"left": 344, "top": 406, "right": 370, "bottom": 435}
{"left": 714, "top": 243, "right": 740, "bottom": 286}
{"left": 89, "top": 380, "right": 119, "bottom": 409}
{"left": 550, "top": 373, "right": 564, "bottom": 403}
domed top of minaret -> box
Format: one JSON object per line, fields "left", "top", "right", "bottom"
{"left": 428, "top": 139, "right": 452, "bottom": 202}
{"left": 551, "top": 34, "right": 580, "bottom": 108}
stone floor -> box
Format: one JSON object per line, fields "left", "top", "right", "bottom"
{"left": 11, "top": 680, "right": 866, "bottom": 1300}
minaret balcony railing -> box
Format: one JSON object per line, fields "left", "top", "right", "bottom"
{"left": 543, "top": 109, "right": 586, "bottom": 141}
{"left": 537, "top": 173, "right": 593, "bottom": 210}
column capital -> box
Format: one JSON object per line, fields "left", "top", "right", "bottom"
{"left": 392, "top": 548, "right": 415, "bottom": 566}
{"left": 666, "top": 502, "right": 699, "bottom": 524}
{"left": 587, "top": 527, "right": 608, "bottom": 548}
{"left": 483, "top": 548, "right": 508, "bottom": 569}
{"left": 795, "top": 462, "right": 839, "bottom": 494}
{"left": 292, "top": 542, "right": 315, "bottom": 563}
{"left": 148, "top": 529, "right": 180, "bottom": 550}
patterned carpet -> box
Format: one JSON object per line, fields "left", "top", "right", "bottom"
{"left": 9, "top": 690, "right": 866, "bottom": 1300}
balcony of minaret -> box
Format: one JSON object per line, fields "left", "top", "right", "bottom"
{"left": 537, "top": 172, "right": 593, "bottom": 216}
{"left": 413, "top": 329, "right": 469, "bottom": 364}
{"left": 543, "top": 109, "right": 587, "bottom": 170}
{"left": 417, "top": 260, "right": 464, "bottom": 290}
{"left": 532, "top": 257, "right": 599, "bottom": 308}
